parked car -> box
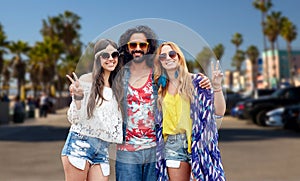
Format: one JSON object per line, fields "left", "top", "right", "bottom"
{"left": 231, "top": 101, "right": 246, "bottom": 119}
{"left": 265, "top": 107, "right": 285, "bottom": 127}
{"left": 225, "top": 92, "right": 244, "bottom": 115}
{"left": 266, "top": 103, "right": 300, "bottom": 131}
{"left": 282, "top": 103, "right": 300, "bottom": 131}
{"left": 243, "top": 86, "right": 300, "bottom": 126}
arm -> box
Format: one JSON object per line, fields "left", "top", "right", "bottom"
{"left": 211, "top": 61, "right": 226, "bottom": 116}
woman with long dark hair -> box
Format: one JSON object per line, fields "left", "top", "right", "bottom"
{"left": 61, "top": 39, "right": 123, "bottom": 181}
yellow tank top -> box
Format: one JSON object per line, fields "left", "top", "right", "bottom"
{"left": 162, "top": 92, "right": 192, "bottom": 153}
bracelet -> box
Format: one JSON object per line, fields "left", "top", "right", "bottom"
{"left": 213, "top": 88, "right": 222, "bottom": 92}
{"left": 74, "top": 95, "right": 84, "bottom": 100}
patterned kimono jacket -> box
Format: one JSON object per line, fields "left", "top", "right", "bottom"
{"left": 155, "top": 74, "right": 226, "bottom": 181}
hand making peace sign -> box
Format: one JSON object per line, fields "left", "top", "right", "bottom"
{"left": 211, "top": 60, "right": 224, "bottom": 90}
{"left": 66, "top": 72, "right": 84, "bottom": 99}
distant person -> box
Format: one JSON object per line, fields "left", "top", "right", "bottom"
{"left": 61, "top": 39, "right": 123, "bottom": 181}
{"left": 13, "top": 95, "right": 25, "bottom": 123}
{"left": 39, "top": 92, "right": 49, "bottom": 118}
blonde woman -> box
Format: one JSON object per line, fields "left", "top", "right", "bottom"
{"left": 154, "top": 41, "right": 226, "bottom": 181}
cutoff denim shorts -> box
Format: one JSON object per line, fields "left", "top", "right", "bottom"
{"left": 165, "top": 133, "right": 191, "bottom": 167}
{"left": 61, "top": 131, "right": 110, "bottom": 171}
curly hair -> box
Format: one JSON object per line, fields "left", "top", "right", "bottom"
{"left": 118, "top": 25, "right": 158, "bottom": 67}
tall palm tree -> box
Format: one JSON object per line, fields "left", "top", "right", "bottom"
{"left": 8, "top": 40, "right": 31, "bottom": 97}
{"left": 253, "top": 0, "right": 273, "bottom": 88}
{"left": 231, "top": 33, "right": 243, "bottom": 51}
{"left": 0, "top": 23, "right": 9, "bottom": 89}
{"left": 264, "top": 11, "right": 284, "bottom": 88}
{"left": 28, "top": 37, "right": 63, "bottom": 95}
{"left": 280, "top": 17, "right": 297, "bottom": 86}
{"left": 232, "top": 50, "right": 245, "bottom": 90}
{"left": 195, "top": 46, "right": 213, "bottom": 74}
{"left": 40, "top": 10, "right": 82, "bottom": 95}
{"left": 246, "top": 45, "right": 260, "bottom": 89}
{"left": 213, "top": 43, "right": 225, "bottom": 61}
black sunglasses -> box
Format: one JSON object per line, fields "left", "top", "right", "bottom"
{"left": 159, "top": 50, "right": 177, "bottom": 61}
{"left": 100, "top": 51, "right": 119, "bottom": 59}
{"left": 127, "top": 42, "right": 149, "bottom": 50}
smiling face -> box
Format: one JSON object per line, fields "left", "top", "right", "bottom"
{"left": 98, "top": 44, "right": 119, "bottom": 73}
{"left": 127, "top": 33, "right": 149, "bottom": 63}
{"left": 159, "top": 45, "right": 179, "bottom": 71}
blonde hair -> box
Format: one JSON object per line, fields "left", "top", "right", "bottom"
{"left": 153, "top": 41, "right": 193, "bottom": 109}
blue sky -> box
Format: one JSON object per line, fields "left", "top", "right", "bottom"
{"left": 0, "top": 0, "right": 299, "bottom": 71}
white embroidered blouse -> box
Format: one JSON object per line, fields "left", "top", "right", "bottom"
{"left": 67, "top": 80, "right": 123, "bottom": 144}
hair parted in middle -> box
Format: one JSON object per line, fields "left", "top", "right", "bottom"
{"left": 87, "top": 38, "right": 120, "bottom": 118}
{"left": 153, "top": 41, "right": 194, "bottom": 109}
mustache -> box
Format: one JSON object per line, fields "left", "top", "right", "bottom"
{"left": 131, "top": 50, "right": 145, "bottom": 55}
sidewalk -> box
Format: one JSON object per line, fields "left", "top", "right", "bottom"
{"left": 0, "top": 107, "right": 116, "bottom": 181}
{"left": 0, "top": 108, "right": 70, "bottom": 181}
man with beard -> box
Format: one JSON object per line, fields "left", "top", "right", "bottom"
{"left": 113, "top": 25, "right": 158, "bottom": 181}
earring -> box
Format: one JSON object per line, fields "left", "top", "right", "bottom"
{"left": 174, "top": 69, "right": 179, "bottom": 78}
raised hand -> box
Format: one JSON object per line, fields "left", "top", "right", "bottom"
{"left": 66, "top": 72, "right": 84, "bottom": 99}
{"left": 211, "top": 60, "right": 224, "bottom": 90}
{"left": 198, "top": 72, "right": 211, "bottom": 89}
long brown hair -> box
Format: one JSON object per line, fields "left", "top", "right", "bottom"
{"left": 153, "top": 41, "right": 193, "bottom": 109}
{"left": 87, "top": 39, "right": 119, "bottom": 119}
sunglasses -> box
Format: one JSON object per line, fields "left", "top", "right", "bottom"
{"left": 100, "top": 51, "right": 119, "bottom": 59}
{"left": 127, "top": 42, "right": 149, "bottom": 50}
{"left": 159, "top": 50, "right": 178, "bottom": 61}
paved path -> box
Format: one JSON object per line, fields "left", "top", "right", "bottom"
{"left": 1, "top": 109, "right": 300, "bottom": 181}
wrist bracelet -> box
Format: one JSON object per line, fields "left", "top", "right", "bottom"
{"left": 74, "top": 95, "right": 84, "bottom": 100}
{"left": 213, "top": 88, "right": 222, "bottom": 92}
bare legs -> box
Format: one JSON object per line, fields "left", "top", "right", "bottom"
{"left": 61, "top": 156, "right": 108, "bottom": 181}
{"left": 167, "top": 161, "right": 191, "bottom": 181}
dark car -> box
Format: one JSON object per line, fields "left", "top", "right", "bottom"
{"left": 282, "top": 103, "right": 300, "bottom": 131}
{"left": 243, "top": 86, "right": 300, "bottom": 126}
{"left": 225, "top": 92, "right": 244, "bottom": 115}
{"left": 231, "top": 101, "right": 246, "bottom": 119}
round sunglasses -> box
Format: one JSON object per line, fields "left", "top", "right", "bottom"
{"left": 100, "top": 51, "right": 119, "bottom": 59}
{"left": 159, "top": 50, "right": 178, "bottom": 61}
{"left": 127, "top": 42, "right": 149, "bottom": 50}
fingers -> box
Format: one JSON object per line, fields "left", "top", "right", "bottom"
{"left": 66, "top": 74, "right": 75, "bottom": 83}
{"left": 73, "top": 72, "right": 79, "bottom": 81}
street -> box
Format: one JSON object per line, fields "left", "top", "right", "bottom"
{"left": 1, "top": 108, "right": 300, "bottom": 181}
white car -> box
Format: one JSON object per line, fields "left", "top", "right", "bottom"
{"left": 265, "top": 107, "right": 285, "bottom": 127}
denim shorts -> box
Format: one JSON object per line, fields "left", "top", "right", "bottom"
{"left": 61, "top": 131, "right": 110, "bottom": 168}
{"left": 115, "top": 147, "right": 156, "bottom": 181}
{"left": 165, "top": 133, "right": 191, "bottom": 167}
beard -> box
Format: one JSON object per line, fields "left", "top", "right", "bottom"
{"left": 131, "top": 50, "right": 146, "bottom": 64}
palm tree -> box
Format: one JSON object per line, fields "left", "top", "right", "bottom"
{"left": 253, "top": 0, "right": 273, "bottom": 88}
{"left": 232, "top": 50, "right": 245, "bottom": 90}
{"left": 246, "top": 45, "right": 260, "bottom": 89}
{"left": 195, "top": 46, "right": 213, "bottom": 74}
{"left": 264, "top": 11, "right": 284, "bottom": 88}
{"left": 0, "top": 23, "right": 9, "bottom": 89}
{"left": 40, "top": 10, "right": 82, "bottom": 96}
{"left": 28, "top": 37, "right": 63, "bottom": 95}
{"left": 280, "top": 17, "right": 297, "bottom": 86}
{"left": 8, "top": 40, "right": 31, "bottom": 97}
{"left": 231, "top": 33, "right": 243, "bottom": 51}
{"left": 213, "top": 43, "right": 225, "bottom": 61}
